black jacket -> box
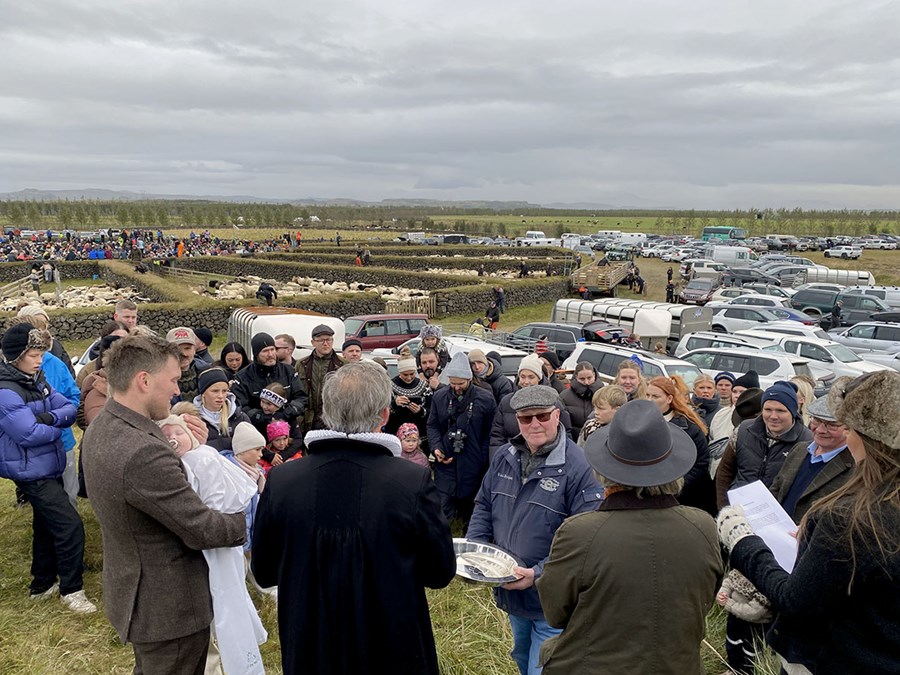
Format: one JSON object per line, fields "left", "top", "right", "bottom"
{"left": 477, "top": 356, "right": 514, "bottom": 404}
{"left": 731, "top": 500, "right": 900, "bottom": 675}
{"left": 559, "top": 380, "right": 603, "bottom": 440}
{"left": 231, "top": 361, "right": 307, "bottom": 420}
{"left": 732, "top": 416, "right": 813, "bottom": 491}
{"left": 251, "top": 436, "right": 455, "bottom": 675}
{"left": 669, "top": 413, "right": 716, "bottom": 516}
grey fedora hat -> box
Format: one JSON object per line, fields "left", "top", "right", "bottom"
{"left": 583, "top": 399, "right": 697, "bottom": 487}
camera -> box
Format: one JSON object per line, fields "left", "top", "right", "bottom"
{"left": 448, "top": 429, "right": 467, "bottom": 454}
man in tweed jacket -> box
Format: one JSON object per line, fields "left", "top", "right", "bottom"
{"left": 83, "top": 335, "right": 246, "bottom": 675}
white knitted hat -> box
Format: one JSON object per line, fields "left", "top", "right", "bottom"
{"left": 232, "top": 421, "right": 266, "bottom": 455}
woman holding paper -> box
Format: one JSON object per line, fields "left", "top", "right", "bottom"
{"left": 717, "top": 371, "right": 900, "bottom": 675}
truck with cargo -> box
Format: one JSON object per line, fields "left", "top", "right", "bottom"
{"left": 569, "top": 261, "right": 628, "bottom": 297}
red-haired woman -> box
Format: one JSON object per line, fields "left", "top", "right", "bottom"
{"left": 647, "top": 375, "right": 716, "bottom": 515}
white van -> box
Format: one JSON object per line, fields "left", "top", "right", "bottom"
{"left": 705, "top": 245, "right": 756, "bottom": 266}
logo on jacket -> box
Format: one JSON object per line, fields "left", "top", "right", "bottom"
{"left": 539, "top": 477, "right": 559, "bottom": 492}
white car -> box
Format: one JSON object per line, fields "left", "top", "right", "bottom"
{"left": 823, "top": 245, "right": 862, "bottom": 259}
{"left": 726, "top": 294, "right": 791, "bottom": 308}
{"left": 860, "top": 239, "right": 896, "bottom": 250}
{"left": 680, "top": 347, "right": 826, "bottom": 393}
{"left": 709, "top": 287, "right": 757, "bottom": 303}
{"left": 759, "top": 336, "right": 888, "bottom": 379}
{"left": 736, "top": 322, "right": 831, "bottom": 341}
{"left": 672, "top": 331, "right": 772, "bottom": 358}
{"left": 710, "top": 306, "right": 783, "bottom": 333}
{"left": 561, "top": 343, "right": 702, "bottom": 387}
{"left": 828, "top": 322, "right": 900, "bottom": 354}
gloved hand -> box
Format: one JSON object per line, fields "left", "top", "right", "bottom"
{"left": 717, "top": 505, "right": 755, "bottom": 552}
{"left": 717, "top": 569, "right": 774, "bottom": 623}
{"left": 35, "top": 412, "right": 55, "bottom": 425}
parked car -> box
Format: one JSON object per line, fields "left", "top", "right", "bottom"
{"left": 710, "top": 287, "right": 756, "bottom": 303}
{"left": 343, "top": 314, "right": 429, "bottom": 350}
{"left": 580, "top": 320, "right": 633, "bottom": 344}
{"left": 765, "top": 307, "right": 821, "bottom": 325}
{"left": 710, "top": 306, "right": 783, "bottom": 332}
{"left": 824, "top": 245, "right": 862, "bottom": 259}
{"left": 759, "top": 336, "right": 888, "bottom": 379}
{"left": 793, "top": 282, "right": 846, "bottom": 294}
{"left": 741, "top": 283, "right": 796, "bottom": 299}
{"left": 561, "top": 343, "right": 702, "bottom": 387}
{"left": 843, "top": 286, "right": 900, "bottom": 309}
{"left": 860, "top": 239, "right": 896, "bottom": 250}
{"left": 679, "top": 278, "right": 719, "bottom": 305}
{"left": 859, "top": 351, "right": 900, "bottom": 372}
{"left": 828, "top": 322, "right": 900, "bottom": 354}
{"left": 672, "top": 331, "right": 772, "bottom": 358}
{"left": 724, "top": 267, "right": 781, "bottom": 287}
{"left": 726, "top": 294, "right": 790, "bottom": 308}
{"left": 502, "top": 322, "right": 583, "bottom": 360}
{"left": 736, "top": 322, "right": 831, "bottom": 341}
{"left": 790, "top": 289, "right": 890, "bottom": 325}
{"left": 680, "top": 347, "right": 828, "bottom": 394}
{"left": 763, "top": 264, "right": 817, "bottom": 287}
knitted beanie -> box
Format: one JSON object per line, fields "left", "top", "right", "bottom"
{"left": 16, "top": 304, "right": 50, "bottom": 321}
{"left": 266, "top": 420, "right": 291, "bottom": 442}
{"left": 733, "top": 370, "right": 760, "bottom": 389}
{"left": 443, "top": 352, "right": 473, "bottom": 379}
{"left": 232, "top": 421, "right": 266, "bottom": 454}
{"left": 251, "top": 332, "right": 275, "bottom": 360}
{"left": 517, "top": 354, "right": 544, "bottom": 379}
{"left": 715, "top": 371, "right": 736, "bottom": 385}
{"left": 761, "top": 381, "right": 799, "bottom": 419}
{"left": 396, "top": 423, "right": 420, "bottom": 440}
{"left": 468, "top": 349, "right": 488, "bottom": 366}
{"left": 198, "top": 367, "right": 229, "bottom": 395}
{"left": 194, "top": 327, "right": 213, "bottom": 347}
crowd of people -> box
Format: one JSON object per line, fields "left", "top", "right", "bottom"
{"left": 0, "top": 295, "right": 897, "bottom": 675}
{"left": 1, "top": 228, "right": 308, "bottom": 263}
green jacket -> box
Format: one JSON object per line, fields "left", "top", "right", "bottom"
{"left": 536, "top": 492, "right": 723, "bottom": 675}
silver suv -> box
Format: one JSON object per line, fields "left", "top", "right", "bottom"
{"left": 829, "top": 322, "right": 900, "bottom": 354}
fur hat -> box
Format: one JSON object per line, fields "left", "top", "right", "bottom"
{"left": 232, "top": 421, "right": 266, "bottom": 455}
{"left": 266, "top": 420, "right": 291, "bottom": 442}
{"left": 830, "top": 371, "right": 900, "bottom": 449}
{"left": 443, "top": 352, "right": 473, "bottom": 380}
{"left": 156, "top": 414, "right": 199, "bottom": 451}
{"left": 517, "top": 354, "right": 544, "bottom": 379}
{"left": 2, "top": 324, "right": 51, "bottom": 362}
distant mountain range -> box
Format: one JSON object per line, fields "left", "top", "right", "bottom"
{"left": 0, "top": 188, "right": 632, "bottom": 211}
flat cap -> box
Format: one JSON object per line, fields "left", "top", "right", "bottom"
{"left": 511, "top": 385, "right": 559, "bottom": 411}
{"left": 311, "top": 323, "right": 335, "bottom": 338}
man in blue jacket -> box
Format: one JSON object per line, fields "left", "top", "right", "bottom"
{"left": 467, "top": 385, "right": 603, "bottom": 675}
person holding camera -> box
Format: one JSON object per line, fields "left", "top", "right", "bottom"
{"left": 468, "top": 385, "right": 602, "bottom": 675}
{"left": 385, "top": 351, "right": 431, "bottom": 439}
{"left": 427, "top": 352, "right": 496, "bottom": 524}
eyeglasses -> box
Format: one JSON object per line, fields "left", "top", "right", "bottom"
{"left": 516, "top": 410, "right": 555, "bottom": 424}
{"left": 810, "top": 418, "right": 844, "bottom": 431}
{"left": 313, "top": 337, "right": 334, "bottom": 344}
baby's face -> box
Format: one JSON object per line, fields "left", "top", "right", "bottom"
{"left": 162, "top": 424, "right": 193, "bottom": 456}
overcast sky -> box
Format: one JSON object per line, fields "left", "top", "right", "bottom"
{"left": 1, "top": 0, "right": 898, "bottom": 208}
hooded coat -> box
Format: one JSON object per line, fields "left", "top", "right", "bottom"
{"left": 0, "top": 361, "right": 77, "bottom": 481}
{"left": 478, "top": 355, "right": 514, "bottom": 404}
{"left": 192, "top": 392, "right": 251, "bottom": 453}
{"left": 559, "top": 379, "right": 603, "bottom": 440}
{"left": 251, "top": 435, "right": 456, "bottom": 675}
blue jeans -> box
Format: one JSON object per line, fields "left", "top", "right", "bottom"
{"left": 509, "top": 614, "right": 562, "bottom": 675}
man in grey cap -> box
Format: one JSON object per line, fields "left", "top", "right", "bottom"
{"left": 166, "top": 326, "right": 200, "bottom": 403}
{"left": 467, "top": 385, "right": 601, "bottom": 675}
{"left": 426, "top": 352, "right": 496, "bottom": 524}
{"left": 296, "top": 324, "right": 346, "bottom": 432}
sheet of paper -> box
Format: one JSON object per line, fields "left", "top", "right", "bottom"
{"left": 728, "top": 480, "right": 799, "bottom": 572}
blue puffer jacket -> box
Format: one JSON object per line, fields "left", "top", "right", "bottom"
{"left": 467, "top": 429, "right": 604, "bottom": 620}
{"left": 0, "top": 361, "right": 77, "bottom": 481}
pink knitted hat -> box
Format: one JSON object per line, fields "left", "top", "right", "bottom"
{"left": 396, "top": 423, "right": 420, "bottom": 440}
{"left": 266, "top": 420, "right": 291, "bottom": 442}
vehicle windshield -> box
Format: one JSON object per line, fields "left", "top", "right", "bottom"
{"left": 344, "top": 319, "right": 364, "bottom": 335}
{"left": 830, "top": 344, "right": 862, "bottom": 363}
{"left": 686, "top": 279, "right": 714, "bottom": 290}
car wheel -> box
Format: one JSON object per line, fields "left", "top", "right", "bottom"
{"left": 803, "top": 307, "right": 822, "bottom": 317}
{"left": 712, "top": 324, "right": 727, "bottom": 333}
{"left": 825, "top": 252, "right": 831, "bottom": 258}
{"left": 842, "top": 253, "right": 848, "bottom": 259}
